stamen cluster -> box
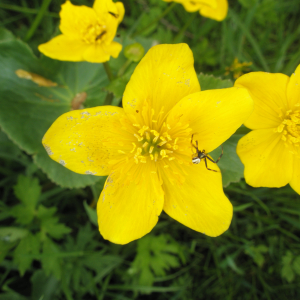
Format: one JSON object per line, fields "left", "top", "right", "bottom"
{"left": 81, "top": 21, "right": 107, "bottom": 44}
{"left": 276, "top": 104, "right": 300, "bottom": 146}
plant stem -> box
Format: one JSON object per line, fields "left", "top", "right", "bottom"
{"left": 24, "top": 0, "right": 53, "bottom": 42}
{"left": 103, "top": 61, "right": 114, "bottom": 82}
{"left": 103, "top": 93, "right": 114, "bottom": 106}
{"left": 132, "top": 2, "right": 176, "bottom": 38}
{"left": 172, "top": 12, "right": 197, "bottom": 43}
{"left": 117, "top": 59, "right": 132, "bottom": 77}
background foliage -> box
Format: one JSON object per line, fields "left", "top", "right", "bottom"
{"left": 0, "top": 0, "right": 300, "bottom": 299}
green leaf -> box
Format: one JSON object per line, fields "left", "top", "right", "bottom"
{"left": 0, "top": 28, "right": 107, "bottom": 188}
{"left": 198, "top": 73, "right": 233, "bottom": 91}
{"left": 225, "top": 255, "right": 244, "bottom": 275}
{"left": 245, "top": 245, "right": 268, "bottom": 268}
{"left": 293, "top": 256, "right": 300, "bottom": 276}
{"left": 210, "top": 135, "right": 244, "bottom": 187}
{"left": 83, "top": 253, "right": 123, "bottom": 277}
{"left": 14, "top": 175, "right": 41, "bottom": 207}
{"left": 105, "top": 75, "right": 129, "bottom": 100}
{"left": 37, "top": 205, "right": 72, "bottom": 239}
{"left": 0, "top": 130, "right": 23, "bottom": 159}
{"left": 281, "top": 251, "right": 295, "bottom": 282}
{"left": 0, "top": 28, "right": 14, "bottom": 41}
{"left": 13, "top": 233, "right": 40, "bottom": 276}
{"left": 41, "top": 237, "right": 62, "bottom": 280}
{"left": 0, "top": 227, "right": 28, "bottom": 243}
{"left": 0, "top": 240, "right": 17, "bottom": 264}
{"left": 31, "top": 270, "right": 59, "bottom": 300}
{"left": 10, "top": 175, "right": 41, "bottom": 224}
{"left": 83, "top": 201, "right": 98, "bottom": 226}
{"left": 131, "top": 234, "right": 183, "bottom": 287}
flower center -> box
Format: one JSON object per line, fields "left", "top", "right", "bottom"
{"left": 115, "top": 101, "right": 193, "bottom": 169}
{"left": 81, "top": 21, "right": 107, "bottom": 44}
{"left": 276, "top": 106, "right": 300, "bottom": 145}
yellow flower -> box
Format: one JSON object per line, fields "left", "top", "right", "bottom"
{"left": 225, "top": 58, "right": 253, "bottom": 79}
{"left": 38, "top": 0, "right": 124, "bottom": 63}
{"left": 235, "top": 65, "right": 300, "bottom": 194}
{"left": 42, "top": 44, "right": 253, "bottom": 244}
{"left": 163, "top": 0, "right": 228, "bottom": 21}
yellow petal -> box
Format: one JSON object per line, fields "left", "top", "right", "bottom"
{"left": 93, "top": 0, "right": 124, "bottom": 44}
{"left": 181, "top": 0, "right": 217, "bottom": 13}
{"left": 93, "top": 0, "right": 125, "bottom": 25}
{"left": 167, "top": 87, "right": 253, "bottom": 153}
{"left": 198, "top": 0, "right": 228, "bottom": 21}
{"left": 235, "top": 72, "right": 289, "bottom": 129}
{"left": 42, "top": 106, "right": 131, "bottom": 176}
{"left": 38, "top": 35, "right": 89, "bottom": 61}
{"left": 97, "top": 162, "right": 164, "bottom": 244}
{"left": 289, "top": 146, "right": 300, "bottom": 195}
{"left": 237, "top": 129, "right": 294, "bottom": 187}
{"left": 59, "top": 1, "right": 97, "bottom": 38}
{"left": 82, "top": 42, "right": 122, "bottom": 63}
{"left": 123, "top": 43, "right": 200, "bottom": 121}
{"left": 161, "top": 160, "right": 232, "bottom": 237}
{"left": 287, "top": 64, "right": 300, "bottom": 110}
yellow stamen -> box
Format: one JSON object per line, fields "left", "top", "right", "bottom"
{"left": 130, "top": 143, "right": 136, "bottom": 153}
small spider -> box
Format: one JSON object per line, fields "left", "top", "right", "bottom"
{"left": 191, "top": 134, "right": 223, "bottom": 172}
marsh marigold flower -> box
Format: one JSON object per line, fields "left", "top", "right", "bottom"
{"left": 163, "top": 0, "right": 228, "bottom": 21}
{"left": 42, "top": 44, "right": 253, "bottom": 244}
{"left": 38, "top": 0, "right": 124, "bottom": 63}
{"left": 236, "top": 65, "right": 300, "bottom": 194}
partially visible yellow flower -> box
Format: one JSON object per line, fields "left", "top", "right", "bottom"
{"left": 38, "top": 0, "right": 124, "bottom": 63}
{"left": 236, "top": 65, "right": 300, "bottom": 194}
{"left": 225, "top": 58, "right": 252, "bottom": 79}
{"left": 163, "top": 0, "right": 228, "bottom": 21}
{"left": 42, "top": 44, "right": 253, "bottom": 244}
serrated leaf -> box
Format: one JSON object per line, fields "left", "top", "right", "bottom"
{"left": 83, "top": 253, "right": 123, "bottom": 276}
{"left": 37, "top": 205, "right": 71, "bottom": 239}
{"left": 198, "top": 73, "right": 233, "bottom": 91}
{"left": 10, "top": 176, "right": 41, "bottom": 224}
{"left": 0, "top": 28, "right": 107, "bottom": 188}
{"left": 14, "top": 175, "right": 41, "bottom": 207}
{"left": 0, "top": 227, "right": 29, "bottom": 243}
{"left": 41, "top": 237, "right": 62, "bottom": 280}
{"left": 13, "top": 233, "right": 40, "bottom": 276}
{"left": 132, "top": 234, "right": 182, "bottom": 286}
{"left": 210, "top": 135, "right": 244, "bottom": 187}
{"left": 10, "top": 204, "right": 35, "bottom": 225}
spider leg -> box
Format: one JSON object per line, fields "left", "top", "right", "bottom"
{"left": 204, "top": 157, "right": 218, "bottom": 172}
{"left": 214, "top": 145, "right": 223, "bottom": 163}
{"left": 191, "top": 134, "right": 198, "bottom": 150}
